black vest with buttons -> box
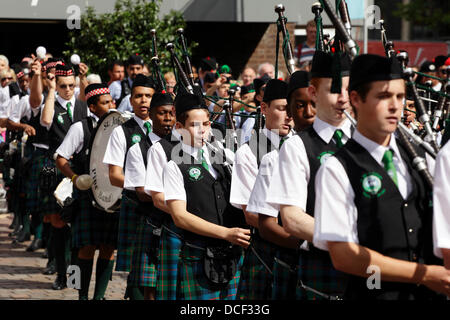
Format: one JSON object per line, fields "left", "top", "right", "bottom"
{"left": 298, "top": 125, "right": 340, "bottom": 216}
{"left": 27, "top": 108, "right": 50, "bottom": 147}
{"left": 49, "top": 99, "right": 88, "bottom": 154}
{"left": 177, "top": 144, "right": 246, "bottom": 243}
{"left": 334, "top": 138, "right": 439, "bottom": 300}
{"left": 121, "top": 117, "right": 149, "bottom": 167}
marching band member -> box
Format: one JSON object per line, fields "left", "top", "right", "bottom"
{"left": 55, "top": 83, "right": 117, "bottom": 300}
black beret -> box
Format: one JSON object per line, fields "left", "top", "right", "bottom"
{"left": 253, "top": 74, "right": 271, "bottom": 94}
{"left": 263, "top": 79, "right": 288, "bottom": 102}
{"left": 174, "top": 92, "right": 207, "bottom": 119}
{"left": 434, "top": 55, "right": 448, "bottom": 68}
{"left": 419, "top": 61, "right": 436, "bottom": 73}
{"left": 132, "top": 74, "right": 155, "bottom": 90}
{"left": 240, "top": 83, "right": 255, "bottom": 95}
{"left": 204, "top": 72, "right": 218, "bottom": 84}
{"left": 150, "top": 92, "right": 174, "bottom": 109}
{"left": 311, "top": 51, "right": 351, "bottom": 78}
{"left": 349, "top": 54, "right": 403, "bottom": 92}
{"left": 287, "top": 71, "right": 310, "bottom": 99}
{"left": 127, "top": 54, "right": 144, "bottom": 66}
{"left": 200, "top": 57, "right": 217, "bottom": 71}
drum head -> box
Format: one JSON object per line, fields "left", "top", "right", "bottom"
{"left": 88, "top": 110, "right": 131, "bottom": 213}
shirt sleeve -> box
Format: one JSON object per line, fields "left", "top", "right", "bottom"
{"left": 229, "top": 144, "right": 258, "bottom": 209}
{"left": 144, "top": 143, "right": 167, "bottom": 194}
{"left": 8, "top": 97, "right": 22, "bottom": 122}
{"left": 247, "top": 151, "right": 279, "bottom": 217}
{"left": 163, "top": 160, "right": 186, "bottom": 202}
{"left": 117, "top": 95, "right": 131, "bottom": 113}
{"left": 312, "top": 156, "right": 359, "bottom": 251}
{"left": 55, "top": 122, "right": 84, "bottom": 160}
{"left": 432, "top": 143, "right": 450, "bottom": 258}
{"left": 103, "top": 126, "right": 127, "bottom": 167}
{"left": 124, "top": 143, "right": 146, "bottom": 189}
{"left": 266, "top": 135, "right": 310, "bottom": 211}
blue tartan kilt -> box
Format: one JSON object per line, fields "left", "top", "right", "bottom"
{"left": 272, "top": 248, "right": 299, "bottom": 300}
{"left": 237, "top": 234, "right": 276, "bottom": 300}
{"left": 156, "top": 218, "right": 183, "bottom": 300}
{"left": 128, "top": 216, "right": 158, "bottom": 288}
{"left": 178, "top": 239, "right": 244, "bottom": 300}
{"left": 71, "top": 189, "right": 119, "bottom": 249}
{"left": 115, "top": 194, "right": 139, "bottom": 272}
{"left": 296, "top": 246, "right": 347, "bottom": 300}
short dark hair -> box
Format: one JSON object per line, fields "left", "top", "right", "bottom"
{"left": 87, "top": 95, "right": 101, "bottom": 108}
{"left": 108, "top": 60, "right": 124, "bottom": 71}
{"left": 351, "top": 81, "right": 373, "bottom": 102}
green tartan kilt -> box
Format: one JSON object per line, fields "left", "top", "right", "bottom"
{"left": 296, "top": 247, "right": 347, "bottom": 300}
{"left": 115, "top": 194, "right": 139, "bottom": 272}
{"left": 178, "top": 240, "right": 244, "bottom": 300}
{"left": 156, "top": 219, "right": 183, "bottom": 300}
{"left": 25, "top": 149, "right": 47, "bottom": 213}
{"left": 128, "top": 216, "right": 158, "bottom": 288}
{"left": 237, "top": 234, "right": 276, "bottom": 300}
{"left": 71, "top": 190, "right": 119, "bottom": 249}
{"left": 271, "top": 248, "right": 299, "bottom": 300}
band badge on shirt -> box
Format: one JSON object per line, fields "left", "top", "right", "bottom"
{"left": 317, "top": 151, "right": 335, "bottom": 165}
{"left": 188, "top": 166, "right": 203, "bottom": 181}
{"left": 361, "top": 172, "right": 385, "bottom": 198}
{"left": 131, "top": 134, "right": 142, "bottom": 144}
{"left": 57, "top": 114, "right": 64, "bottom": 124}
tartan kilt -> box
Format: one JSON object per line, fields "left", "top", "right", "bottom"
{"left": 39, "top": 156, "right": 63, "bottom": 216}
{"left": 128, "top": 216, "right": 158, "bottom": 288}
{"left": 237, "top": 234, "right": 276, "bottom": 300}
{"left": 115, "top": 195, "right": 139, "bottom": 272}
{"left": 71, "top": 190, "right": 119, "bottom": 249}
{"left": 156, "top": 219, "right": 183, "bottom": 300}
{"left": 296, "top": 247, "right": 347, "bottom": 300}
{"left": 25, "top": 149, "right": 47, "bottom": 213}
{"left": 271, "top": 248, "right": 299, "bottom": 300}
{"left": 178, "top": 240, "right": 244, "bottom": 300}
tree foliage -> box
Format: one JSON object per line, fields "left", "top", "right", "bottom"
{"left": 393, "top": 0, "right": 450, "bottom": 38}
{"left": 64, "top": 0, "right": 197, "bottom": 79}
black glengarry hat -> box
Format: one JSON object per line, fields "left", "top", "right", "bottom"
{"left": 174, "top": 92, "right": 208, "bottom": 119}
{"left": 263, "top": 79, "right": 288, "bottom": 102}
{"left": 150, "top": 92, "right": 174, "bottom": 109}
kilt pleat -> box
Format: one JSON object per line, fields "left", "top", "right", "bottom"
{"left": 271, "top": 248, "right": 299, "bottom": 300}
{"left": 115, "top": 195, "right": 139, "bottom": 272}
{"left": 156, "top": 219, "right": 183, "bottom": 300}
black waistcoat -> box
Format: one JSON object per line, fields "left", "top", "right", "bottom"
{"left": 177, "top": 145, "right": 245, "bottom": 243}
{"left": 71, "top": 117, "right": 95, "bottom": 175}
{"left": 116, "top": 78, "right": 131, "bottom": 106}
{"left": 120, "top": 117, "right": 149, "bottom": 167}
{"left": 49, "top": 99, "right": 88, "bottom": 154}
{"left": 298, "top": 126, "right": 340, "bottom": 216}
{"left": 334, "top": 138, "right": 439, "bottom": 300}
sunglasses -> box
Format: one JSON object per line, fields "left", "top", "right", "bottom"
{"left": 1, "top": 77, "right": 13, "bottom": 81}
{"left": 59, "top": 84, "right": 75, "bottom": 89}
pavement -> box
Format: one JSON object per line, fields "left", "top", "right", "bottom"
{"left": 0, "top": 213, "right": 128, "bottom": 300}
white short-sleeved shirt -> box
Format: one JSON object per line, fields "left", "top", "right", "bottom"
{"left": 8, "top": 95, "right": 36, "bottom": 123}
{"left": 123, "top": 131, "right": 161, "bottom": 189}
{"left": 246, "top": 150, "right": 279, "bottom": 217}
{"left": 312, "top": 130, "right": 416, "bottom": 251}
{"left": 163, "top": 143, "right": 225, "bottom": 202}
{"left": 103, "top": 115, "right": 152, "bottom": 168}
{"left": 266, "top": 117, "right": 352, "bottom": 212}
{"left": 0, "top": 86, "right": 11, "bottom": 117}
{"left": 55, "top": 115, "right": 99, "bottom": 161}
{"left": 230, "top": 128, "right": 290, "bottom": 210}
{"left": 0, "top": 91, "right": 17, "bottom": 119}
{"left": 432, "top": 141, "right": 450, "bottom": 258}
{"left": 144, "top": 130, "right": 181, "bottom": 195}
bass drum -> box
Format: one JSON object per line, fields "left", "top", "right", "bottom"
{"left": 88, "top": 109, "right": 132, "bottom": 213}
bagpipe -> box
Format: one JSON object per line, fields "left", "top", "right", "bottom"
{"left": 316, "top": 0, "right": 437, "bottom": 188}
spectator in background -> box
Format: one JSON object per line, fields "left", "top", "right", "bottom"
{"left": 240, "top": 67, "right": 256, "bottom": 86}
{"left": 87, "top": 74, "right": 102, "bottom": 84}
{"left": 295, "top": 20, "right": 316, "bottom": 70}
{"left": 257, "top": 62, "right": 275, "bottom": 79}
{"left": 0, "top": 55, "right": 9, "bottom": 74}
{"left": 434, "top": 55, "right": 449, "bottom": 80}
{"left": 164, "top": 71, "right": 176, "bottom": 94}
{"left": 107, "top": 60, "right": 125, "bottom": 86}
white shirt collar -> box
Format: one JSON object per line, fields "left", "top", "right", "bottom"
{"left": 132, "top": 114, "right": 152, "bottom": 133}
{"left": 56, "top": 95, "right": 76, "bottom": 110}
{"left": 313, "top": 116, "right": 352, "bottom": 143}
{"left": 262, "top": 127, "right": 293, "bottom": 147}
{"left": 353, "top": 129, "right": 402, "bottom": 166}
{"left": 181, "top": 142, "right": 209, "bottom": 162}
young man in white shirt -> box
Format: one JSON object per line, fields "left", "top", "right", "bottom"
{"left": 313, "top": 53, "right": 450, "bottom": 300}
{"left": 267, "top": 51, "right": 353, "bottom": 299}
{"left": 103, "top": 74, "right": 155, "bottom": 300}
{"left": 163, "top": 91, "right": 249, "bottom": 300}
{"left": 55, "top": 83, "right": 117, "bottom": 300}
